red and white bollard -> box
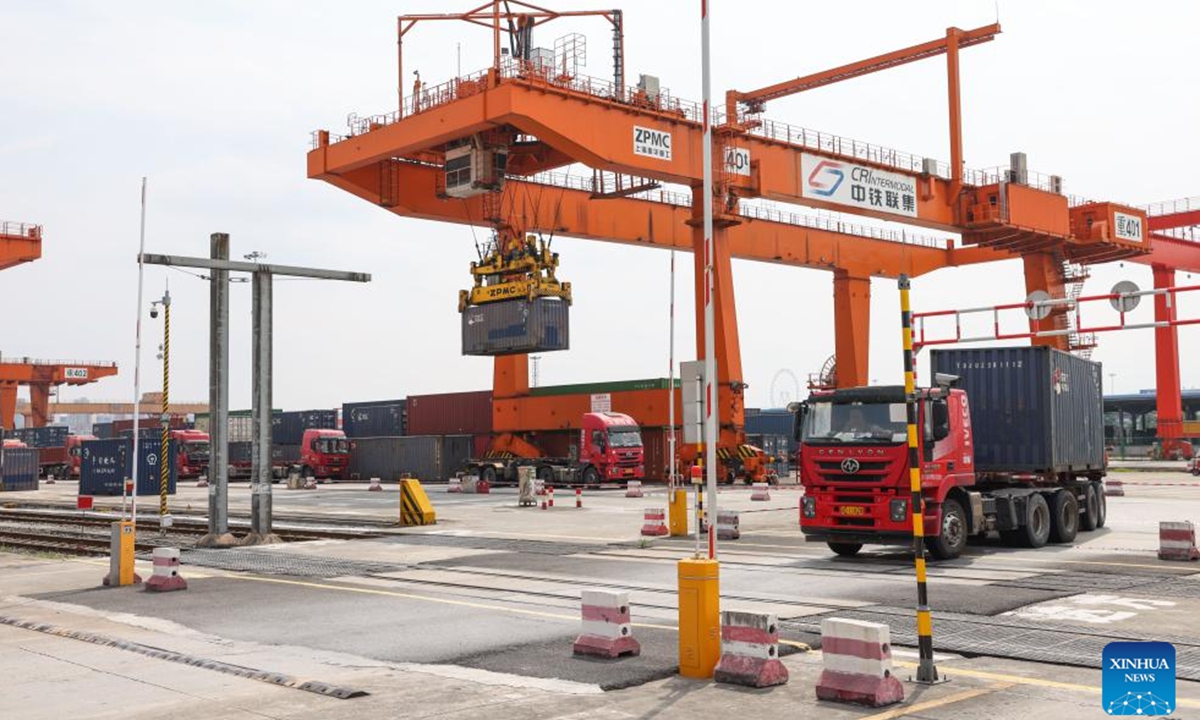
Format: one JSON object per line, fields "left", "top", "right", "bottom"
{"left": 447, "top": 477, "right": 463, "bottom": 493}
{"left": 196, "top": 475, "right": 209, "bottom": 488}
{"left": 548, "top": 487, "right": 554, "bottom": 508}
{"left": 640, "top": 508, "right": 669, "bottom": 536}
{"left": 1104, "top": 480, "right": 1125, "bottom": 497}
{"left": 576, "top": 487, "right": 582, "bottom": 508}
{"left": 625, "top": 480, "right": 643, "bottom": 498}
{"left": 535, "top": 479, "right": 547, "bottom": 496}
{"left": 145, "top": 547, "right": 188, "bottom": 593}
{"left": 45, "top": 474, "right": 56, "bottom": 485}
{"left": 714, "top": 610, "right": 788, "bottom": 688}
{"left": 717, "top": 510, "right": 740, "bottom": 540}
{"left": 368, "top": 477, "right": 383, "bottom": 492}
{"left": 815, "top": 617, "right": 904, "bottom": 707}
{"left": 573, "top": 589, "right": 640, "bottom": 659}
{"left": 751, "top": 482, "right": 771, "bottom": 501}
{"left": 1159, "top": 521, "right": 1200, "bottom": 561}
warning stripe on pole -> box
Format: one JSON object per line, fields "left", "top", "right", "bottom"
{"left": 899, "top": 274, "right": 940, "bottom": 684}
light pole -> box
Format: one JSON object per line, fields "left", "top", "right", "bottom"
{"left": 150, "top": 287, "right": 172, "bottom": 530}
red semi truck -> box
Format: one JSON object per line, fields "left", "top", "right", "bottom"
{"left": 468, "top": 411, "right": 645, "bottom": 485}
{"left": 231, "top": 428, "right": 350, "bottom": 480}
{"left": 171, "top": 429, "right": 210, "bottom": 478}
{"left": 795, "top": 347, "right": 1107, "bottom": 560}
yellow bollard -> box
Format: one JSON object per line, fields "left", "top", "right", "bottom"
{"left": 668, "top": 488, "right": 689, "bottom": 536}
{"left": 677, "top": 557, "right": 720, "bottom": 678}
{"left": 104, "top": 521, "right": 140, "bottom": 587}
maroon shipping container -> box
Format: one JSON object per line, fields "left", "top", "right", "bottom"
{"left": 472, "top": 434, "right": 492, "bottom": 459}
{"left": 112, "top": 416, "right": 189, "bottom": 434}
{"left": 640, "top": 427, "right": 682, "bottom": 483}
{"left": 406, "top": 391, "right": 492, "bottom": 436}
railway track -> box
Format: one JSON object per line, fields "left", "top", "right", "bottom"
{"left": 0, "top": 508, "right": 388, "bottom": 541}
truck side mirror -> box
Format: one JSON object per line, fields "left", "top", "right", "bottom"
{"left": 932, "top": 400, "right": 950, "bottom": 441}
{"left": 791, "top": 403, "right": 807, "bottom": 442}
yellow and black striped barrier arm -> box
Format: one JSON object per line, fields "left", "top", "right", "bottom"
{"left": 900, "top": 274, "right": 940, "bottom": 684}
{"left": 160, "top": 298, "right": 171, "bottom": 520}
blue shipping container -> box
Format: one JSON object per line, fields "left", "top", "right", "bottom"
{"left": 79, "top": 438, "right": 178, "bottom": 496}
{"left": 343, "top": 400, "right": 407, "bottom": 438}
{"left": 92, "top": 422, "right": 114, "bottom": 439}
{"left": 930, "top": 346, "right": 1105, "bottom": 473}
{"left": 11, "top": 425, "right": 69, "bottom": 448}
{"left": 272, "top": 410, "right": 338, "bottom": 445}
{"left": 0, "top": 448, "right": 40, "bottom": 491}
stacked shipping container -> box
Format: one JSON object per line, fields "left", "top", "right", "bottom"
{"left": 0, "top": 447, "right": 39, "bottom": 491}
{"left": 342, "top": 399, "right": 407, "bottom": 438}
{"left": 346, "top": 435, "right": 472, "bottom": 482}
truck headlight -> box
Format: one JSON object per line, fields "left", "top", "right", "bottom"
{"left": 801, "top": 496, "right": 816, "bottom": 518}
{"left": 890, "top": 498, "right": 909, "bottom": 522}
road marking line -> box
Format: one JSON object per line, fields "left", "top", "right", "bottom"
{"left": 858, "top": 683, "right": 1010, "bottom": 720}
{"left": 891, "top": 660, "right": 1200, "bottom": 709}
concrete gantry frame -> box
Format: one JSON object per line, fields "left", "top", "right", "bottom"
{"left": 141, "top": 241, "right": 371, "bottom": 546}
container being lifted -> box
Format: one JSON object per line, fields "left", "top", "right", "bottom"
{"left": 459, "top": 233, "right": 571, "bottom": 356}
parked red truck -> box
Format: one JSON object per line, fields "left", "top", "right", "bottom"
{"left": 795, "top": 347, "right": 1107, "bottom": 560}
{"left": 231, "top": 428, "right": 350, "bottom": 480}
{"left": 171, "top": 429, "right": 210, "bottom": 478}
{"left": 468, "top": 411, "right": 645, "bottom": 485}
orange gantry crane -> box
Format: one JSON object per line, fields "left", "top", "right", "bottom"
{"left": 307, "top": 2, "right": 1196, "bottom": 476}
{"left": 0, "top": 359, "right": 120, "bottom": 430}
{"left": 1, "top": 221, "right": 42, "bottom": 271}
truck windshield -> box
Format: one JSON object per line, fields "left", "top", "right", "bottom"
{"left": 608, "top": 428, "right": 643, "bottom": 448}
{"left": 802, "top": 402, "right": 908, "bottom": 444}
{"left": 186, "top": 442, "right": 210, "bottom": 455}
{"left": 316, "top": 438, "right": 349, "bottom": 454}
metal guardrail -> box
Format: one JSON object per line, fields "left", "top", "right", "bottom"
{"left": 0, "top": 221, "right": 41, "bottom": 238}
{"left": 1145, "top": 196, "right": 1200, "bottom": 217}
{"left": 0, "top": 357, "right": 117, "bottom": 368}
{"left": 516, "top": 170, "right": 949, "bottom": 250}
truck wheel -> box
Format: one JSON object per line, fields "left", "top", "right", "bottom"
{"left": 301, "top": 465, "right": 313, "bottom": 479}
{"left": 1092, "top": 480, "right": 1107, "bottom": 528}
{"left": 481, "top": 466, "right": 498, "bottom": 485}
{"left": 1002, "top": 493, "right": 1051, "bottom": 548}
{"left": 582, "top": 466, "right": 600, "bottom": 487}
{"left": 1080, "top": 483, "right": 1100, "bottom": 532}
{"left": 926, "top": 498, "right": 968, "bottom": 560}
{"left": 827, "top": 542, "right": 862, "bottom": 557}
{"left": 1049, "top": 489, "right": 1079, "bottom": 543}
{"left": 537, "top": 466, "right": 554, "bottom": 485}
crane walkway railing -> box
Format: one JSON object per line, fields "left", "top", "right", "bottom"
{"left": 0, "top": 221, "right": 41, "bottom": 238}
{"left": 516, "top": 171, "right": 949, "bottom": 250}
{"left": 1145, "top": 196, "right": 1200, "bottom": 217}
{"left": 0, "top": 357, "right": 117, "bottom": 368}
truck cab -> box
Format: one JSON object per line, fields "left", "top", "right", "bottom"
{"left": 301, "top": 428, "right": 349, "bottom": 480}
{"left": 578, "top": 412, "right": 645, "bottom": 483}
{"left": 66, "top": 434, "right": 98, "bottom": 477}
{"left": 170, "top": 429, "right": 210, "bottom": 478}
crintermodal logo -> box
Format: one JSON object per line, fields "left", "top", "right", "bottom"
{"left": 806, "top": 160, "right": 845, "bottom": 196}
{"left": 1103, "top": 642, "right": 1176, "bottom": 715}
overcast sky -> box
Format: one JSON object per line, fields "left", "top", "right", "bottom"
{"left": 3, "top": 1, "right": 1198, "bottom": 415}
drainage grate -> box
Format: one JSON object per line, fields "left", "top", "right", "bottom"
{"left": 784, "top": 607, "right": 1200, "bottom": 681}
{"left": 181, "top": 548, "right": 405, "bottom": 578}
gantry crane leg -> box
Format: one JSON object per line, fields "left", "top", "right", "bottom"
{"left": 1153, "top": 265, "right": 1186, "bottom": 455}
{"left": 833, "top": 271, "right": 872, "bottom": 388}
{"left": 29, "top": 383, "right": 52, "bottom": 428}
{"left": 0, "top": 383, "right": 16, "bottom": 430}
{"left": 1022, "top": 252, "right": 1071, "bottom": 351}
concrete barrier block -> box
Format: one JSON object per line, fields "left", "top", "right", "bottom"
{"left": 714, "top": 610, "right": 788, "bottom": 688}
{"left": 145, "top": 547, "right": 188, "bottom": 593}
{"left": 573, "top": 589, "right": 640, "bottom": 659}
{"left": 815, "top": 617, "right": 904, "bottom": 707}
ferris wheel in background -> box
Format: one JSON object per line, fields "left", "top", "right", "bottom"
{"left": 769, "top": 369, "right": 802, "bottom": 408}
